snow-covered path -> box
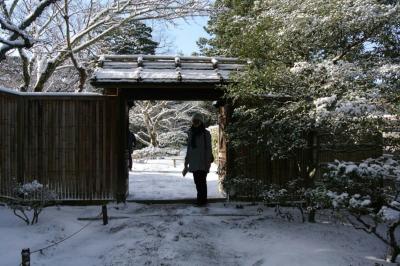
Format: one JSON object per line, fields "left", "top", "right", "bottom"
{"left": 128, "top": 158, "right": 224, "bottom": 200}
{"left": 0, "top": 203, "right": 390, "bottom": 266}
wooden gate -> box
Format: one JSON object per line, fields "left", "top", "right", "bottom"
{"left": 0, "top": 88, "right": 124, "bottom": 201}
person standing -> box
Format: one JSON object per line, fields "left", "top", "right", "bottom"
{"left": 183, "top": 113, "right": 214, "bottom": 206}
{"left": 128, "top": 130, "right": 136, "bottom": 171}
{"left": 127, "top": 101, "right": 136, "bottom": 172}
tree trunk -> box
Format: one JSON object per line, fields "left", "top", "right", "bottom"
{"left": 18, "top": 49, "right": 30, "bottom": 91}
{"left": 308, "top": 209, "right": 316, "bottom": 223}
{"left": 34, "top": 60, "right": 57, "bottom": 92}
{"left": 143, "top": 109, "right": 159, "bottom": 147}
{"left": 386, "top": 246, "right": 399, "bottom": 263}
{"left": 297, "top": 206, "right": 305, "bottom": 223}
{"left": 149, "top": 128, "right": 158, "bottom": 147}
{"left": 386, "top": 220, "right": 400, "bottom": 262}
{"left": 33, "top": 53, "right": 67, "bottom": 92}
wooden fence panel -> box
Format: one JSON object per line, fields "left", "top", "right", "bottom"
{"left": 0, "top": 89, "right": 120, "bottom": 201}
{"left": 0, "top": 93, "right": 18, "bottom": 197}
{"left": 226, "top": 130, "right": 381, "bottom": 196}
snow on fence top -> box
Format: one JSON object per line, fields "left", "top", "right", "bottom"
{"left": 90, "top": 55, "right": 246, "bottom": 86}
{"left": 0, "top": 86, "right": 102, "bottom": 97}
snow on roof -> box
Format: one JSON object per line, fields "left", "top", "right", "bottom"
{"left": 91, "top": 55, "right": 246, "bottom": 87}
{"left": 0, "top": 86, "right": 102, "bottom": 96}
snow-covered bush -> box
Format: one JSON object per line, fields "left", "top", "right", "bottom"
{"left": 209, "top": 126, "right": 219, "bottom": 166}
{"left": 323, "top": 155, "right": 400, "bottom": 262}
{"left": 263, "top": 178, "right": 332, "bottom": 223}
{"left": 324, "top": 155, "right": 399, "bottom": 212}
{"left": 326, "top": 155, "right": 400, "bottom": 180}
{"left": 132, "top": 147, "right": 180, "bottom": 159}
{"left": 158, "top": 131, "right": 187, "bottom": 148}
{"left": 222, "top": 176, "right": 263, "bottom": 203}
{"left": 263, "top": 185, "right": 289, "bottom": 204}
{"left": 326, "top": 191, "right": 349, "bottom": 209}
{"left": 6, "top": 179, "right": 58, "bottom": 225}
{"left": 262, "top": 185, "right": 296, "bottom": 221}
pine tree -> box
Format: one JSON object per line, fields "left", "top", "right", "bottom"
{"left": 99, "top": 21, "right": 159, "bottom": 55}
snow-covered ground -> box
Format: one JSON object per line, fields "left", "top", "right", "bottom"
{"left": 0, "top": 203, "right": 391, "bottom": 266}
{"left": 0, "top": 154, "right": 394, "bottom": 265}
{"left": 128, "top": 158, "right": 223, "bottom": 200}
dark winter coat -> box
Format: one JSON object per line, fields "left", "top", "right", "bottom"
{"left": 128, "top": 131, "right": 136, "bottom": 152}
{"left": 185, "top": 128, "right": 214, "bottom": 173}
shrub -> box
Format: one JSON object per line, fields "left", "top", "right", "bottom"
{"left": 222, "top": 175, "right": 264, "bottom": 203}
{"left": 158, "top": 131, "right": 187, "bottom": 148}
{"left": 5, "top": 179, "right": 58, "bottom": 225}
{"left": 209, "top": 125, "right": 219, "bottom": 166}
{"left": 132, "top": 147, "right": 180, "bottom": 159}
{"left": 263, "top": 178, "right": 331, "bottom": 223}
{"left": 323, "top": 155, "right": 400, "bottom": 262}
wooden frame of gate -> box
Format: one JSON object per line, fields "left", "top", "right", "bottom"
{"left": 90, "top": 55, "right": 245, "bottom": 202}
{"left": 101, "top": 85, "right": 232, "bottom": 202}
{"left": 0, "top": 55, "right": 242, "bottom": 202}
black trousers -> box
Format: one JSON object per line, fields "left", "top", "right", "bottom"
{"left": 193, "top": 170, "right": 208, "bottom": 204}
{"left": 128, "top": 149, "right": 133, "bottom": 170}
{"left": 128, "top": 156, "right": 132, "bottom": 170}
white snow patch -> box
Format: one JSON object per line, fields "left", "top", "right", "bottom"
{"left": 0, "top": 203, "right": 390, "bottom": 265}
{"left": 379, "top": 206, "right": 400, "bottom": 222}
{"left": 20, "top": 180, "right": 43, "bottom": 193}
{"left": 128, "top": 157, "right": 223, "bottom": 200}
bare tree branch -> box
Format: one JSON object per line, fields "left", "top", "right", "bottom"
{"left": 18, "top": 48, "right": 30, "bottom": 91}
{"left": 62, "top": 0, "right": 87, "bottom": 92}
{"left": 2, "top": 0, "right": 211, "bottom": 90}
{"left": 0, "top": 0, "right": 59, "bottom": 59}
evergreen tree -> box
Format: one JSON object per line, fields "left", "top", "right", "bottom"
{"left": 200, "top": 0, "right": 400, "bottom": 180}
{"left": 201, "top": 2, "right": 400, "bottom": 262}
{"left": 100, "top": 21, "right": 159, "bottom": 55}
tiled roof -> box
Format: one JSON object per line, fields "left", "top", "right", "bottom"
{"left": 91, "top": 55, "right": 245, "bottom": 87}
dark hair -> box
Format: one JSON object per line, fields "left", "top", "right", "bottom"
{"left": 190, "top": 124, "right": 205, "bottom": 148}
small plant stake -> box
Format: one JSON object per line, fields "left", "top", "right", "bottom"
{"left": 21, "top": 248, "right": 30, "bottom": 266}
{"left": 102, "top": 205, "right": 108, "bottom": 225}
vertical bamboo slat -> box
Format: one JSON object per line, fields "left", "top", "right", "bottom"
{"left": 0, "top": 91, "right": 120, "bottom": 201}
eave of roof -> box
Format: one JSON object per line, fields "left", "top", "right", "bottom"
{"left": 90, "top": 55, "right": 246, "bottom": 88}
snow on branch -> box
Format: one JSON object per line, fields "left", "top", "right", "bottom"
{"left": 0, "top": 35, "right": 26, "bottom": 47}
{"left": 0, "top": 0, "right": 59, "bottom": 59}
{"left": 0, "top": 0, "right": 212, "bottom": 91}
{"left": 130, "top": 101, "right": 212, "bottom": 148}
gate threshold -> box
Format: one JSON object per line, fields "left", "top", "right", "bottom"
{"left": 126, "top": 197, "right": 226, "bottom": 204}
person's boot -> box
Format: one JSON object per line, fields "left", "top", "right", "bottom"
{"left": 194, "top": 199, "right": 207, "bottom": 207}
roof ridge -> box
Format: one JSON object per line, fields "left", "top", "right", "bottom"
{"left": 99, "top": 54, "right": 245, "bottom": 64}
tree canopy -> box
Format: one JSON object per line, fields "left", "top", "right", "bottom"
{"left": 99, "top": 21, "right": 158, "bottom": 55}
{"left": 200, "top": 0, "right": 400, "bottom": 162}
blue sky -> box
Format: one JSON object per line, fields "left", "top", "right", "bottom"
{"left": 156, "top": 17, "right": 210, "bottom": 56}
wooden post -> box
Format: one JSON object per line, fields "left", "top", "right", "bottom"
{"left": 21, "top": 248, "right": 30, "bottom": 266}
{"left": 115, "top": 91, "right": 129, "bottom": 202}
{"left": 102, "top": 205, "right": 108, "bottom": 225}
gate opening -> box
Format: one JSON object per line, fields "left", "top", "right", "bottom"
{"left": 126, "top": 100, "right": 224, "bottom": 201}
